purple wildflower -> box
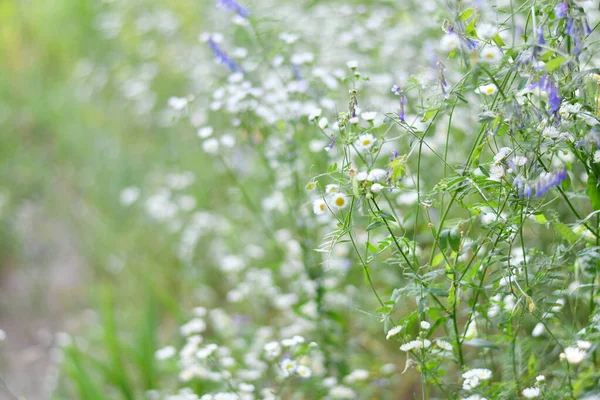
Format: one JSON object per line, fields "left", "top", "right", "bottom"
{"left": 528, "top": 75, "right": 561, "bottom": 114}
{"left": 514, "top": 169, "right": 568, "bottom": 199}
{"left": 208, "top": 38, "right": 240, "bottom": 72}
{"left": 216, "top": 0, "right": 250, "bottom": 18}
{"left": 292, "top": 64, "right": 302, "bottom": 81}
{"left": 534, "top": 169, "right": 568, "bottom": 198}
{"left": 392, "top": 85, "right": 408, "bottom": 122}
{"left": 555, "top": 1, "right": 568, "bottom": 19}
{"left": 327, "top": 135, "right": 335, "bottom": 151}
{"left": 438, "top": 61, "right": 449, "bottom": 99}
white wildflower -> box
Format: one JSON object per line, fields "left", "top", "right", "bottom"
{"left": 475, "top": 84, "right": 498, "bottom": 96}
{"left": 522, "top": 387, "right": 540, "bottom": 398}
{"left": 331, "top": 193, "right": 349, "bottom": 210}
{"left": 355, "top": 133, "right": 376, "bottom": 150}
{"left": 564, "top": 346, "right": 587, "bottom": 364}
{"left": 386, "top": 325, "right": 402, "bottom": 340}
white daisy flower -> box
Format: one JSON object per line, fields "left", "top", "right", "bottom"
{"left": 475, "top": 84, "right": 498, "bottom": 96}
{"left": 296, "top": 365, "right": 312, "bottom": 378}
{"left": 202, "top": 138, "right": 220, "bottom": 154}
{"left": 480, "top": 46, "right": 503, "bottom": 64}
{"left": 331, "top": 193, "right": 349, "bottom": 210}
{"left": 280, "top": 359, "right": 297, "bottom": 376}
{"left": 355, "top": 133, "right": 376, "bottom": 151}
{"left": 440, "top": 33, "right": 461, "bottom": 51}
{"left": 477, "top": 22, "right": 498, "bottom": 39}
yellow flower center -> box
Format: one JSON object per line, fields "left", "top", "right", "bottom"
{"left": 335, "top": 197, "right": 345, "bottom": 207}
{"left": 486, "top": 87, "right": 495, "bottom": 94}
{"left": 362, "top": 139, "right": 371, "bottom": 146}
{"left": 319, "top": 203, "right": 326, "bottom": 211}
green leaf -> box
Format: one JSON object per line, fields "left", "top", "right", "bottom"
{"left": 533, "top": 213, "right": 548, "bottom": 224}
{"left": 366, "top": 220, "right": 383, "bottom": 231}
{"left": 545, "top": 56, "right": 567, "bottom": 72}
{"left": 551, "top": 221, "right": 579, "bottom": 244}
{"left": 439, "top": 229, "right": 450, "bottom": 251}
{"left": 449, "top": 229, "right": 461, "bottom": 252}
{"left": 492, "top": 33, "right": 505, "bottom": 47}
{"left": 588, "top": 174, "right": 600, "bottom": 211}
{"left": 459, "top": 8, "right": 473, "bottom": 21}
{"left": 366, "top": 241, "right": 379, "bottom": 253}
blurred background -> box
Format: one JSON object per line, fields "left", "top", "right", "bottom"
{"left": 0, "top": 0, "right": 217, "bottom": 397}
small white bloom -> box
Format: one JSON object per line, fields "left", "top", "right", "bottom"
{"left": 221, "top": 134, "right": 235, "bottom": 148}
{"left": 296, "top": 365, "right": 312, "bottom": 378}
{"left": 531, "top": 322, "right": 545, "bottom": 337}
{"left": 318, "top": 117, "right": 329, "bottom": 129}
{"left": 440, "top": 33, "right": 461, "bottom": 51}
{"left": 168, "top": 96, "right": 188, "bottom": 110}
{"left": 477, "top": 22, "right": 498, "bottom": 39}
{"left": 522, "top": 387, "right": 540, "bottom": 399}
{"left": 346, "top": 60, "right": 358, "bottom": 69}
{"left": 356, "top": 171, "right": 368, "bottom": 181}
{"left": 463, "top": 368, "right": 492, "bottom": 381}
{"left": 180, "top": 318, "right": 207, "bottom": 336}
{"left": 489, "top": 164, "right": 505, "bottom": 181}
{"left": 577, "top": 340, "right": 592, "bottom": 350}
{"left": 436, "top": 340, "right": 453, "bottom": 351}
{"left": 386, "top": 325, "right": 402, "bottom": 340}
{"left": 361, "top": 111, "right": 377, "bottom": 122}
{"left": 280, "top": 359, "right": 296, "bottom": 376}
{"left": 400, "top": 339, "right": 431, "bottom": 352}
{"left": 202, "top": 138, "right": 220, "bottom": 154}
{"left": 155, "top": 346, "right": 176, "bottom": 360}
{"left": 367, "top": 168, "right": 387, "bottom": 182}
{"left": 197, "top": 126, "right": 214, "bottom": 138}
{"left": 480, "top": 46, "right": 503, "bottom": 64}
{"left": 564, "top": 346, "right": 586, "bottom": 364}
{"left": 594, "top": 150, "right": 600, "bottom": 163}
{"left": 536, "top": 375, "right": 545, "bottom": 382}
{"left": 345, "top": 369, "right": 369, "bottom": 383}
{"left": 313, "top": 199, "right": 327, "bottom": 215}
{"left": 331, "top": 193, "right": 349, "bottom": 210}
{"left": 476, "top": 84, "right": 498, "bottom": 96}
{"left": 420, "top": 321, "right": 431, "bottom": 330}
{"left": 120, "top": 187, "right": 140, "bottom": 206}
{"left": 371, "top": 183, "right": 384, "bottom": 193}
{"left": 308, "top": 108, "right": 322, "bottom": 121}
{"left": 279, "top": 32, "right": 299, "bottom": 44}
{"left": 355, "top": 133, "right": 376, "bottom": 151}
{"left": 512, "top": 156, "right": 528, "bottom": 167}
{"left": 494, "top": 147, "right": 512, "bottom": 164}
{"left": 326, "top": 184, "right": 340, "bottom": 193}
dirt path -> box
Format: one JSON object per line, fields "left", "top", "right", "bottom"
{"left": 0, "top": 203, "right": 87, "bottom": 399}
